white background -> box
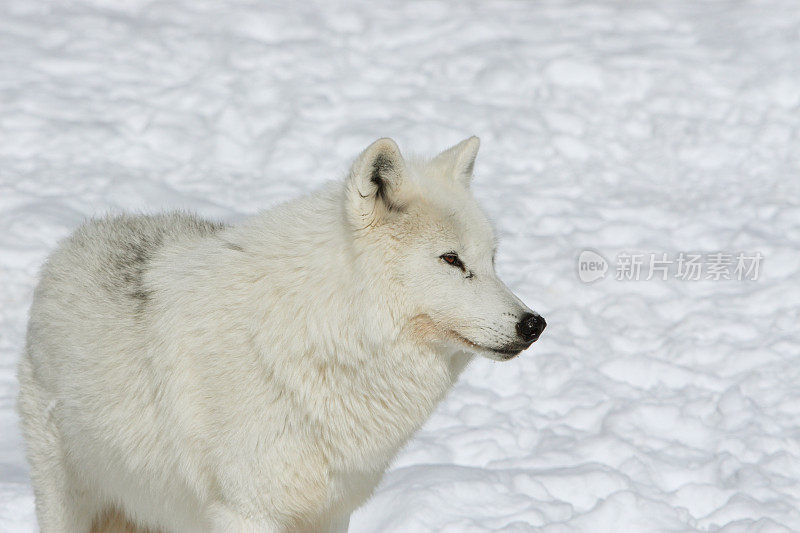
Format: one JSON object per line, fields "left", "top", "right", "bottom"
{"left": 1, "top": 1, "right": 799, "bottom": 531}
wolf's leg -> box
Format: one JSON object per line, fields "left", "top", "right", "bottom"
{"left": 324, "top": 514, "right": 351, "bottom": 533}
{"left": 90, "top": 507, "right": 152, "bottom": 533}
{"left": 205, "top": 503, "right": 285, "bottom": 533}
{"left": 18, "top": 357, "right": 98, "bottom": 532}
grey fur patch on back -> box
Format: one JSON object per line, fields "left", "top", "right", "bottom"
{"left": 93, "top": 213, "right": 226, "bottom": 309}
{"left": 112, "top": 230, "right": 163, "bottom": 305}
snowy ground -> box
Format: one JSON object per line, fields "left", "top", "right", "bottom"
{"left": 2, "top": 0, "right": 800, "bottom": 531}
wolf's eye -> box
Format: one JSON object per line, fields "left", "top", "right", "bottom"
{"left": 440, "top": 253, "right": 465, "bottom": 271}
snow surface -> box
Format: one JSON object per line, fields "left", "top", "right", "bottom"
{"left": 1, "top": 0, "right": 799, "bottom": 531}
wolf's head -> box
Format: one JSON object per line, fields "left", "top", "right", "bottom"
{"left": 344, "top": 137, "right": 545, "bottom": 361}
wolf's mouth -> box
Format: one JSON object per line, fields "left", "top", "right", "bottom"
{"left": 491, "top": 347, "right": 524, "bottom": 358}
{"left": 448, "top": 330, "right": 530, "bottom": 359}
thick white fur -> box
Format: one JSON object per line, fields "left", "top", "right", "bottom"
{"left": 17, "top": 137, "right": 538, "bottom": 532}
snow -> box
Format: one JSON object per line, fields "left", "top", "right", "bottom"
{"left": 1, "top": 0, "right": 799, "bottom": 531}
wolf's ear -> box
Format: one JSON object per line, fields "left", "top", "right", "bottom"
{"left": 345, "top": 138, "right": 407, "bottom": 228}
{"left": 432, "top": 136, "right": 480, "bottom": 188}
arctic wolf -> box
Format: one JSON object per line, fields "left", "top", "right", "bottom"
{"left": 17, "top": 137, "right": 546, "bottom": 532}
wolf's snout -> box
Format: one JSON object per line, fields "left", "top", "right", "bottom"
{"left": 517, "top": 313, "right": 546, "bottom": 343}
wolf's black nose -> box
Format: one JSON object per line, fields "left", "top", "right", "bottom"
{"left": 517, "top": 313, "right": 546, "bottom": 342}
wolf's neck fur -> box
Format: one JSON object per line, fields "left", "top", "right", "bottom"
{"left": 218, "top": 183, "right": 470, "bottom": 471}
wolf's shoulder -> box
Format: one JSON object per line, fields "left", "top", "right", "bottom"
{"left": 53, "top": 211, "right": 226, "bottom": 262}
{"left": 37, "top": 211, "right": 227, "bottom": 307}
{"left": 70, "top": 211, "right": 226, "bottom": 246}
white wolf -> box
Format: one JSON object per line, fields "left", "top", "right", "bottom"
{"left": 17, "top": 137, "right": 546, "bottom": 533}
